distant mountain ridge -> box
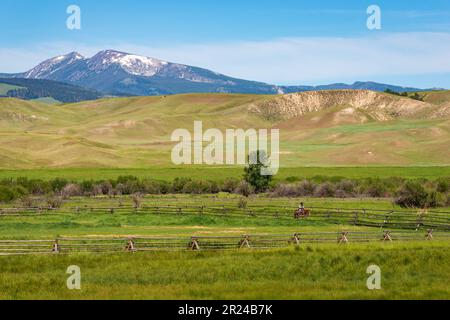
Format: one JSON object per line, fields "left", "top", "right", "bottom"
{"left": 279, "top": 81, "right": 426, "bottom": 94}
{"left": 2, "top": 50, "right": 441, "bottom": 97}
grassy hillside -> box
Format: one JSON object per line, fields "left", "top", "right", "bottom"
{"left": 0, "top": 90, "right": 449, "bottom": 170}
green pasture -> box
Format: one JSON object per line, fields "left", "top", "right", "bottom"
{"left": 0, "top": 243, "right": 448, "bottom": 299}
{"left": 0, "top": 166, "right": 449, "bottom": 182}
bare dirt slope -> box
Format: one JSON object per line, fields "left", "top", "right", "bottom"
{"left": 249, "top": 90, "right": 438, "bottom": 122}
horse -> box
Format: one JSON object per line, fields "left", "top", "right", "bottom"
{"left": 294, "top": 208, "right": 310, "bottom": 219}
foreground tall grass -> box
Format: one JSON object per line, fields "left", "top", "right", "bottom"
{"left": 0, "top": 242, "right": 448, "bottom": 300}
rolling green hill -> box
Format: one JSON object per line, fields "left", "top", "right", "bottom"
{"left": 0, "top": 90, "right": 449, "bottom": 169}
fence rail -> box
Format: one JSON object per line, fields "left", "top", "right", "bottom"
{"left": 1, "top": 204, "right": 449, "bottom": 230}
{"left": 1, "top": 230, "right": 449, "bottom": 256}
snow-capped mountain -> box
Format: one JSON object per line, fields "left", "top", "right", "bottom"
{"left": 85, "top": 50, "right": 168, "bottom": 77}
{"left": 6, "top": 49, "right": 427, "bottom": 97}
{"left": 24, "top": 52, "right": 84, "bottom": 79}
{"left": 14, "top": 50, "right": 279, "bottom": 96}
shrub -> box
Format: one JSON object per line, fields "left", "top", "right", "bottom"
{"left": 336, "top": 180, "right": 356, "bottom": 197}
{"left": 395, "top": 181, "right": 430, "bottom": 208}
{"left": 20, "top": 195, "right": 35, "bottom": 207}
{"left": 172, "top": 178, "right": 192, "bottom": 193}
{"left": 182, "top": 180, "right": 212, "bottom": 194}
{"left": 234, "top": 180, "right": 254, "bottom": 197}
{"left": 436, "top": 178, "right": 449, "bottom": 193}
{"left": 362, "top": 179, "right": 388, "bottom": 198}
{"left": 297, "top": 180, "right": 316, "bottom": 196}
{"left": 46, "top": 195, "right": 63, "bottom": 208}
{"left": 0, "top": 186, "right": 17, "bottom": 203}
{"left": 61, "top": 183, "right": 82, "bottom": 198}
{"left": 314, "top": 182, "right": 335, "bottom": 197}
{"left": 50, "top": 178, "right": 68, "bottom": 192}
{"left": 100, "top": 181, "right": 114, "bottom": 196}
{"left": 271, "top": 184, "right": 298, "bottom": 197}
{"left": 131, "top": 193, "right": 143, "bottom": 209}
{"left": 238, "top": 197, "right": 248, "bottom": 209}
{"left": 142, "top": 180, "right": 162, "bottom": 194}
{"left": 222, "top": 178, "right": 240, "bottom": 193}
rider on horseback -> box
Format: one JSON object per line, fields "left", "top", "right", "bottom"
{"left": 298, "top": 202, "right": 305, "bottom": 215}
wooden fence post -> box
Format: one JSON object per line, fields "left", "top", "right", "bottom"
{"left": 239, "top": 235, "right": 251, "bottom": 248}
{"left": 189, "top": 237, "right": 200, "bottom": 250}
{"left": 353, "top": 211, "right": 359, "bottom": 225}
{"left": 338, "top": 232, "right": 349, "bottom": 244}
{"left": 382, "top": 231, "right": 392, "bottom": 241}
{"left": 125, "top": 238, "right": 136, "bottom": 251}
{"left": 292, "top": 233, "right": 300, "bottom": 245}
{"left": 52, "top": 239, "right": 60, "bottom": 253}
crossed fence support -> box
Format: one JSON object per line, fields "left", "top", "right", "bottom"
{"left": 338, "top": 232, "right": 349, "bottom": 243}
{"left": 292, "top": 233, "right": 301, "bottom": 245}
{"left": 383, "top": 231, "right": 392, "bottom": 241}
{"left": 125, "top": 238, "right": 136, "bottom": 251}
{"left": 189, "top": 237, "right": 200, "bottom": 250}
{"left": 239, "top": 235, "right": 251, "bottom": 248}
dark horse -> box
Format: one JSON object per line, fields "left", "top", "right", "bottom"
{"left": 294, "top": 208, "right": 310, "bottom": 219}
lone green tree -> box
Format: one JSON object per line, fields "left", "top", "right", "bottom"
{"left": 244, "top": 150, "right": 272, "bottom": 193}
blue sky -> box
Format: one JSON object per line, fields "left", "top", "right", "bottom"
{"left": 1, "top": 0, "right": 450, "bottom": 88}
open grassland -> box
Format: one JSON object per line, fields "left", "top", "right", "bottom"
{"left": 1, "top": 195, "right": 449, "bottom": 239}
{"left": 0, "top": 90, "right": 449, "bottom": 169}
{"left": 1, "top": 90, "right": 449, "bottom": 300}
{"left": 0, "top": 166, "right": 449, "bottom": 182}
{"left": 0, "top": 195, "right": 449, "bottom": 300}
{"left": 0, "top": 196, "right": 387, "bottom": 239}
{"left": 0, "top": 243, "right": 449, "bottom": 299}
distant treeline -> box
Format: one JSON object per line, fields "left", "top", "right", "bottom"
{"left": 384, "top": 89, "right": 423, "bottom": 101}
{"left": 0, "top": 78, "right": 102, "bottom": 103}
{"left": 0, "top": 175, "right": 449, "bottom": 208}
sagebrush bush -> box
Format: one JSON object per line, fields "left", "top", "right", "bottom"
{"left": 131, "top": 192, "right": 143, "bottom": 208}
{"left": 395, "top": 181, "right": 430, "bottom": 208}
{"left": 46, "top": 195, "right": 63, "bottom": 209}
{"left": 271, "top": 184, "right": 298, "bottom": 197}
{"left": 314, "top": 182, "right": 336, "bottom": 197}
{"left": 238, "top": 197, "right": 247, "bottom": 209}
{"left": 297, "top": 180, "right": 316, "bottom": 196}
{"left": 234, "top": 180, "right": 254, "bottom": 197}
{"left": 61, "top": 183, "right": 82, "bottom": 198}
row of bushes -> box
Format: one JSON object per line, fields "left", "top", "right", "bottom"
{"left": 0, "top": 175, "right": 449, "bottom": 208}
{"left": 271, "top": 180, "right": 450, "bottom": 208}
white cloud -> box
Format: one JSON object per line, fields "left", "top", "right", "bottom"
{"left": 1, "top": 32, "right": 450, "bottom": 86}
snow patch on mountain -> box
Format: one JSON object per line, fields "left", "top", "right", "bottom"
{"left": 87, "top": 50, "right": 168, "bottom": 77}
{"left": 24, "top": 52, "right": 84, "bottom": 79}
